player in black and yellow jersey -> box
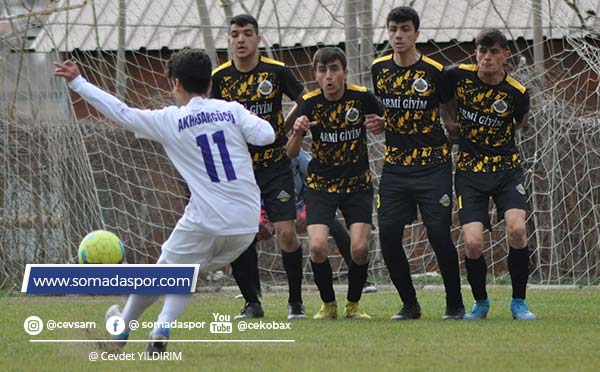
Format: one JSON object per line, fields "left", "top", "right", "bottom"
{"left": 211, "top": 15, "right": 307, "bottom": 320}
{"left": 446, "top": 29, "right": 536, "bottom": 320}
{"left": 287, "top": 47, "right": 383, "bottom": 319}
{"left": 370, "top": 6, "right": 464, "bottom": 320}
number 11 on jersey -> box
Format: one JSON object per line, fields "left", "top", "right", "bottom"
{"left": 196, "top": 130, "right": 237, "bottom": 182}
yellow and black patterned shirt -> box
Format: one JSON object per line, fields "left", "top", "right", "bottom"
{"left": 446, "top": 64, "right": 530, "bottom": 173}
{"left": 211, "top": 56, "right": 304, "bottom": 171}
{"left": 300, "top": 85, "right": 382, "bottom": 193}
{"left": 371, "top": 54, "right": 451, "bottom": 175}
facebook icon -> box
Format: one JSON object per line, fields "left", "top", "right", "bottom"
{"left": 106, "top": 315, "right": 126, "bottom": 336}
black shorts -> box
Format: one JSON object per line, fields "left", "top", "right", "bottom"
{"left": 304, "top": 188, "right": 373, "bottom": 228}
{"left": 377, "top": 163, "right": 453, "bottom": 227}
{"left": 454, "top": 167, "right": 527, "bottom": 230}
{"left": 255, "top": 164, "right": 296, "bottom": 223}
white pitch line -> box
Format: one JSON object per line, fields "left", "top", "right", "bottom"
{"left": 30, "top": 339, "right": 295, "bottom": 343}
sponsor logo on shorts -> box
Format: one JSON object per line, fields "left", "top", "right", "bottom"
{"left": 345, "top": 107, "right": 360, "bottom": 122}
{"left": 258, "top": 79, "right": 273, "bottom": 96}
{"left": 439, "top": 193, "right": 451, "bottom": 207}
{"left": 413, "top": 78, "right": 429, "bottom": 93}
{"left": 516, "top": 183, "right": 526, "bottom": 195}
{"left": 277, "top": 190, "right": 291, "bottom": 203}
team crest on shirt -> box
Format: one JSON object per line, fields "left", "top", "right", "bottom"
{"left": 413, "top": 78, "right": 429, "bottom": 93}
{"left": 258, "top": 79, "right": 274, "bottom": 96}
{"left": 439, "top": 194, "right": 451, "bottom": 207}
{"left": 493, "top": 99, "right": 508, "bottom": 113}
{"left": 277, "top": 190, "right": 291, "bottom": 203}
{"left": 345, "top": 107, "right": 360, "bottom": 122}
{"left": 516, "top": 183, "right": 526, "bottom": 195}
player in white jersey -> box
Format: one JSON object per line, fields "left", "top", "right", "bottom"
{"left": 54, "top": 49, "right": 274, "bottom": 353}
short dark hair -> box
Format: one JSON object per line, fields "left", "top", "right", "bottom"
{"left": 166, "top": 49, "right": 212, "bottom": 94}
{"left": 312, "top": 47, "right": 347, "bottom": 70}
{"left": 386, "top": 6, "right": 420, "bottom": 31}
{"left": 230, "top": 14, "right": 259, "bottom": 34}
{"left": 475, "top": 28, "right": 508, "bottom": 49}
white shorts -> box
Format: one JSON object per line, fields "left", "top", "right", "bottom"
{"left": 158, "top": 215, "right": 255, "bottom": 273}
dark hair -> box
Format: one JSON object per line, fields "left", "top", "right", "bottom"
{"left": 475, "top": 28, "right": 508, "bottom": 49}
{"left": 166, "top": 49, "right": 212, "bottom": 94}
{"left": 386, "top": 6, "right": 420, "bottom": 31}
{"left": 312, "top": 47, "right": 347, "bottom": 70}
{"left": 230, "top": 14, "right": 259, "bottom": 34}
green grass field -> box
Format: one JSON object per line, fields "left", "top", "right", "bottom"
{"left": 3, "top": 288, "right": 599, "bottom": 371}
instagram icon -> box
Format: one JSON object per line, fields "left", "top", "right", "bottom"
{"left": 24, "top": 316, "right": 44, "bottom": 336}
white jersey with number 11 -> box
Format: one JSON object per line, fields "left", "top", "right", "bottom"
{"left": 69, "top": 75, "right": 274, "bottom": 237}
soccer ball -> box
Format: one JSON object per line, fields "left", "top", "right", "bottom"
{"left": 78, "top": 230, "right": 125, "bottom": 264}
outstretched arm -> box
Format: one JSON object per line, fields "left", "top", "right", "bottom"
{"left": 54, "top": 60, "right": 169, "bottom": 142}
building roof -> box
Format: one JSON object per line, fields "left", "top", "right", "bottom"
{"left": 28, "top": 0, "right": 600, "bottom": 52}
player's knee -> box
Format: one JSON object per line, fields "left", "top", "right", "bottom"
{"left": 507, "top": 223, "right": 527, "bottom": 248}
{"left": 276, "top": 224, "right": 299, "bottom": 252}
{"left": 463, "top": 235, "right": 484, "bottom": 259}
{"left": 309, "top": 239, "right": 329, "bottom": 263}
{"left": 350, "top": 243, "right": 369, "bottom": 264}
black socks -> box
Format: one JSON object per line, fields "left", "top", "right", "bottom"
{"left": 465, "top": 255, "right": 488, "bottom": 301}
{"left": 310, "top": 258, "right": 335, "bottom": 303}
{"left": 282, "top": 247, "right": 303, "bottom": 304}
{"left": 508, "top": 247, "right": 530, "bottom": 299}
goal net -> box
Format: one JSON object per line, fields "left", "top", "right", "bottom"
{"left": 1, "top": 0, "right": 598, "bottom": 289}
